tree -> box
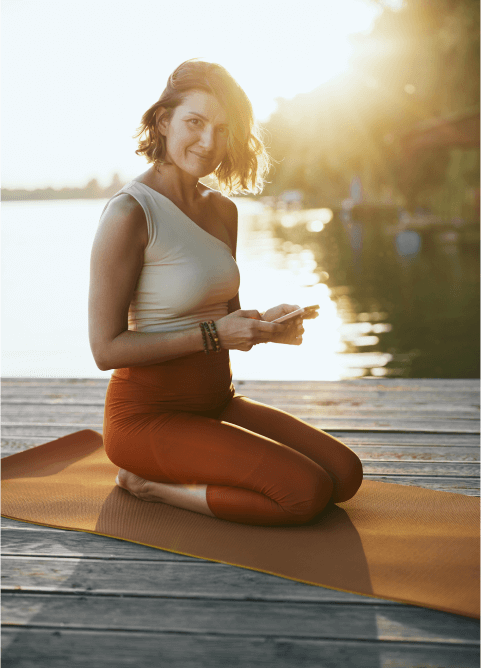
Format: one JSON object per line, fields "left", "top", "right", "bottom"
{"left": 263, "top": 0, "right": 479, "bottom": 215}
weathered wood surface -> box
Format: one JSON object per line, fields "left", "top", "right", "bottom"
{"left": 2, "top": 628, "right": 479, "bottom": 668}
{"left": 2, "top": 378, "right": 479, "bottom": 668}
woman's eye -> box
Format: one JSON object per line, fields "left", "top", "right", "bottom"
{"left": 189, "top": 118, "right": 200, "bottom": 125}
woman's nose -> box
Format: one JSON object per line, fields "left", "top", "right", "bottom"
{"left": 198, "top": 127, "right": 215, "bottom": 150}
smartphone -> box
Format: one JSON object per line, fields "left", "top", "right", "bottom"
{"left": 272, "top": 304, "right": 319, "bottom": 323}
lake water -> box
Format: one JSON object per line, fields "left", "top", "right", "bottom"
{"left": 2, "top": 198, "right": 478, "bottom": 380}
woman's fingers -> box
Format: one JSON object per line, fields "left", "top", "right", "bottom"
{"left": 268, "top": 315, "right": 304, "bottom": 345}
{"left": 255, "top": 320, "right": 286, "bottom": 342}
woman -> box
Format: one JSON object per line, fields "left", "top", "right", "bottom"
{"left": 88, "top": 59, "right": 362, "bottom": 527}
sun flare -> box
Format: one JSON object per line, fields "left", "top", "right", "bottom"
{"left": 3, "top": 0, "right": 382, "bottom": 188}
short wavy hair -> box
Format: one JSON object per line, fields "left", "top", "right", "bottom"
{"left": 133, "top": 60, "right": 271, "bottom": 195}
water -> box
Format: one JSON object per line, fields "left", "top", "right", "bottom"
{"left": 271, "top": 206, "right": 480, "bottom": 379}
{"left": 2, "top": 198, "right": 478, "bottom": 379}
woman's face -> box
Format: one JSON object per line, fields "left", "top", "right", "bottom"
{"left": 159, "top": 89, "right": 229, "bottom": 178}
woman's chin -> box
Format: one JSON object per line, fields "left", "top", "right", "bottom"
{"left": 185, "top": 165, "right": 215, "bottom": 180}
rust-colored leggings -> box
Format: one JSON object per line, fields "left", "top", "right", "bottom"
{"left": 103, "top": 353, "right": 363, "bottom": 527}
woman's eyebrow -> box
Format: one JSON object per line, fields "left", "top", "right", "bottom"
{"left": 186, "top": 111, "right": 227, "bottom": 126}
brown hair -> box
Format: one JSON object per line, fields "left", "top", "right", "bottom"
{"left": 133, "top": 59, "right": 271, "bottom": 195}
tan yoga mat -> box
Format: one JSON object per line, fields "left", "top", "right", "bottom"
{"left": 2, "top": 429, "right": 479, "bottom": 618}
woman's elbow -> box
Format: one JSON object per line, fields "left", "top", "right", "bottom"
{"left": 93, "top": 354, "right": 112, "bottom": 372}
{"left": 90, "top": 343, "right": 113, "bottom": 371}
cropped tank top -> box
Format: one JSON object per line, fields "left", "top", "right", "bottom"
{"left": 107, "top": 181, "right": 241, "bottom": 333}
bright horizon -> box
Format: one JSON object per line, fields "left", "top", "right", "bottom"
{"left": 2, "top": 0, "right": 387, "bottom": 190}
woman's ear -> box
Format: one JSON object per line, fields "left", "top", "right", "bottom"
{"left": 156, "top": 107, "right": 170, "bottom": 136}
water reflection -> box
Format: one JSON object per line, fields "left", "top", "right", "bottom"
{"left": 262, "top": 202, "right": 480, "bottom": 379}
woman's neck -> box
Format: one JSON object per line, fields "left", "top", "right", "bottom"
{"left": 145, "top": 164, "right": 204, "bottom": 208}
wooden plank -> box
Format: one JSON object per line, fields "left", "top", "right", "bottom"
{"left": 265, "top": 418, "right": 480, "bottom": 433}
{"left": 5, "top": 432, "right": 479, "bottom": 447}
{"left": 2, "top": 592, "right": 479, "bottom": 644}
{"left": 361, "top": 462, "right": 478, "bottom": 476}
{"left": 2, "top": 388, "right": 478, "bottom": 408}
{"left": 2, "top": 399, "right": 479, "bottom": 412}
{"left": 238, "top": 380, "right": 481, "bottom": 391}
{"left": 361, "top": 476, "right": 479, "bottom": 494}
{"left": 3, "top": 377, "right": 478, "bottom": 389}
{"left": 234, "top": 379, "right": 480, "bottom": 390}
{"left": 351, "top": 447, "right": 479, "bottom": 462}
{"left": 2, "top": 552, "right": 390, "bottom": 606}
{"left": 2, "top": 391, "right": 479, "bottom": 407}
{"left": 2, "top": 405, "right": 479, "bottom": 421}
{"left": 235, "top": 391, "right": 480, "bottom": 405}
{"left": 255, "top": 403, "right": 479, "bottom": 416}
{"left": 332, "top": 432, "right": 480, "bottom": 446}
{"left": 2, "top": 419, "right": 479, "bottom": 434}
{"left": 2, "top": 628, "right": 479, "bottom": 668}
{"left": 0, "top": 528, "right": 204, "bottom": 562}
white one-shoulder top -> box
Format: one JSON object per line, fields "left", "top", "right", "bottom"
{"left": 105, "top": 181, "right": 241, "bottom": 333}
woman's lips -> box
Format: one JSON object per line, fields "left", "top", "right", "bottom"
{"left": 190, "top": 151, "right": 211, "bottom": 161}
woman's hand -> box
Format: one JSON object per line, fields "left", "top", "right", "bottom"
{"left": 215, "top": 310, "right": 287, "bottom": 351}
{"left": 261, "top": 303, "right": 305, "bottom": 346}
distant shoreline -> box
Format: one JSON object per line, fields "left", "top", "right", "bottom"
{"left": 2, "top": 190, "right": 112, "bottom": 201}
{"left": 1, "top": 175, "right": 124, "bottom": 202}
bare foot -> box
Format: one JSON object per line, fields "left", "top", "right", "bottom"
{"left": 115, "top": 469, "right": 216, "bottom": 517}
{"left": 116, "top": 469, "right": 152, "bottom": 500}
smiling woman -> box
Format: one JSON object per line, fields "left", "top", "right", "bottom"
{"left": 88, "top": 59, "right": 363, "bottom": 527}
{"left": 133, "top": 60, "right": 270, "bottom": 195}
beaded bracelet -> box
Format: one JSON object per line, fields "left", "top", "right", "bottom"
{"left": 202, "top": 321, "right": 218, "bottom": 353}
{"left": 199, "top": 322, "right": 209, "bottom": 354}
{"left": 208, "top": 320, "right": 221, "bottom": 352}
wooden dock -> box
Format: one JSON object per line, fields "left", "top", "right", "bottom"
{"left": 2, "top": 377, "right": 480, "bottom": 667}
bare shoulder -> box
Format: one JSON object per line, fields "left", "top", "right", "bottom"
{"left": 101, "top": 192, "right": 144, "bottom": 223}
{"left": 203, "top": 186, "right": 238, "bottom": 232}
{"left": 96, "top": 193, "right": 148, "bottom": 249}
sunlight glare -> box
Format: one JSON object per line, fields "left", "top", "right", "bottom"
{"left": 3, "top": 0, "right": 382, "bottom": 188}
{"left": 231, "top": 201, "right": 350, "bottom": 380}
{"left": 307, "top": 221, "right": 325, "bottom": 233}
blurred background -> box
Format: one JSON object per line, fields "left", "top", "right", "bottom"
{"left": 2, "top": 0, "right": 479, "bottom": 380}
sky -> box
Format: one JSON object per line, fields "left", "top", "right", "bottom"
{"left": 2, "top": 0, "right": 387, "bottom": 189}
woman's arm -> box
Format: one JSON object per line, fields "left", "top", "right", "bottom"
{"left": 88, "top": 194, "right": 209, "bottom": 370}
{"left": 88, "top": 194, "right": 284, "bottom": 370}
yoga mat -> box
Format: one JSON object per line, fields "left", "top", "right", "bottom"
{"left": 2, "top": 429, "right": 479, "bottom": 618}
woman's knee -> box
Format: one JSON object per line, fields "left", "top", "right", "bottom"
{"left": 330, "top": 451, "right": 363, "bottom": 503}
{"left": 289, "top": 465, "right": 334, "bottom": 524}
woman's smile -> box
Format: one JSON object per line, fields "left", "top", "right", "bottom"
{"left": 190, "top": 150, "right": 211, "bottom": 161}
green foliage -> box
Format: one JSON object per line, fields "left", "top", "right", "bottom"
{"left": 263, "top": 0, "right": 479, "bottom": 216}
